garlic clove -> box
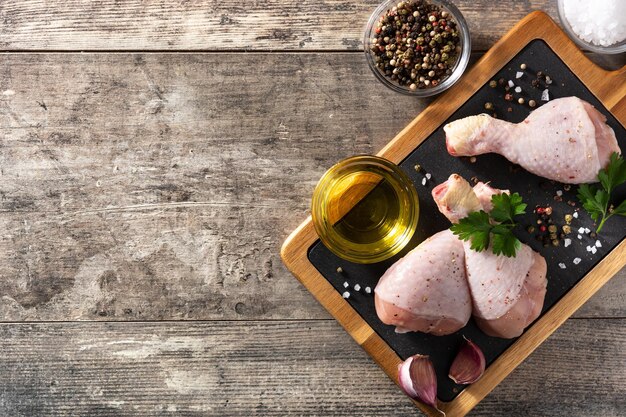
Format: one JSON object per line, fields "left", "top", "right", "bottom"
{"left": 449, "top": 337, "right": 486, "bottom": 385}
{"left": 398, "top": 354, "right": 444, "bottom": 415}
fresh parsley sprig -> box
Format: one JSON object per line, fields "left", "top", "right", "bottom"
{"left": 577, "top": 152, "right": 626, "bottom": 233}
{"left": 450, "top": 192, "right": 527, "bottom": 257}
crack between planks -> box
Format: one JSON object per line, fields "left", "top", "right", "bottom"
{"left": 0, "top": 49, "right": 493, "bottom": 54}
{"left": 0, "top": 201, "right": 303, "bottom": 215}
{"left": 0, "top": 317, "right": 621, "bottom": 325}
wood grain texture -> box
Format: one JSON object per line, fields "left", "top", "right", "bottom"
{"left": 1, "top": 52, "right": 623, "bottom": 321}
{"left": 0, "top": 0, "right": 558, "bottom": 51}
{"left": 0, "top": 319, "right": 622, "bottom": 417}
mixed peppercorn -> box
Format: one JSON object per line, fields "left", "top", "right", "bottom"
{"left": 485, "top": 64, "right": 553, "bottom": 111}
{"left": 369, "top": 0, "right": 461, "bottom": 90}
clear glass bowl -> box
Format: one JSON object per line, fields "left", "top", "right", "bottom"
{"left": 311, "top": 155, "right": 419, "bottom": 264}
{"left": 363, "top": 0, "right": 471, "bottom": 96}
{"left": 557, "top": 0, "right": 626, "bottom": 54}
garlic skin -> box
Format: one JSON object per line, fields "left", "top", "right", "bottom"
{"left": 449, "top": 337, "right": 486, "bottom": 385}
{"left": 398, "top": 354, "right": 444, "bottom": 414}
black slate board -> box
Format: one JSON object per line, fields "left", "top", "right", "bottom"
{"left": 308, "top": 40, "right": 626, "bottom": 402}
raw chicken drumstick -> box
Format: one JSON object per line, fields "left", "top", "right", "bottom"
{"left": 374, "top": 229, "right": 472, "bottom": 335}
{"left": 432, "top": 174, "right": 548, "bottom": 338}
{"left": 444, "top": 97, "right": 621, "bottom": 184}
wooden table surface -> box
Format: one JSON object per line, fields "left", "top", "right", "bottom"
{"left": 0, "top": 2, "right": 624, "bottom": 416}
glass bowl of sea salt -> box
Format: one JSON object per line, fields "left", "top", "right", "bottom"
{"left": 557, "top": 0, "right": 626, "bottom": 54}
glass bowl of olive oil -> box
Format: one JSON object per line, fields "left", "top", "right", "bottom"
{"left": 311, "top": 155, "right": 419, "bottom": 264}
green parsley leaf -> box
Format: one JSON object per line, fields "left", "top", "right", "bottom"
{"left": 490, "top": 192, "right": 527, "bottom": 223}
{"left": 451, "top": 193, "right": 525, "bottom": 257}
{"left": 577, "top": 152, "right": 626, "bottom": 233}
{"left": 450, "top": 211, "right": 492, "bottom": 252}
{"left": 491, "top": 230, "right": 521, "bottom": 257}
{"left": 598, "top": 152, "right": 626, "bottom": 193}
{"left": 577, "top": 184, "right": 603, "bottom": 222}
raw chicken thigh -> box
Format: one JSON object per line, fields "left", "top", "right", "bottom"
{"left": 374, "top": 229, "right": 472, "bottom": 335}
{"left": 432, "top": 175, "right": 548, "bottom": 338}
{"left": 444, "top": 97, "right": 621, "bottom": 183}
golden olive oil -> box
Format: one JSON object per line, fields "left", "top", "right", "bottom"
{"left": 332, "top": 177, "right": 401, "bottom": 246}
{"left": 311, "top": 156, "right": 419, "bottom": 264}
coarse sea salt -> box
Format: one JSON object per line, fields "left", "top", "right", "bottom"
{"left": 514, "top": 86, "right": 522, "bottom": 93}
{"left": 354, "top": 284, "right": 361, "bottom": 292}
{"left": 596, "top": 240, "right": 602, "bottom": 248}
{"left": 425, "top": 173, "right": 432, "bottom": 180}
{"left": 421, "top": 178, "right": 427, "bottom": 186}
{"left": 365, "top": 286, "right": 372, "bottom": 294}
{"left": 591, "top": 246, "right": 597, "bottom": 254}
{"left": 573, "top": 211, "right": 579, "bottom": 218}
{"left": 558, "top": 263, "right": 566, "bottom": 269}
{"left": 343, "top": 281, "right": 349, "bottom": 288}
{"left": 563, "top": 0, "right": 626, "bottom": 47}
{"left": 342, "top": 291, "right": 350, "bottom": 299}
{"left": 541, "top": 89, "right": 550, "bottom": 101}
{"left": 573, "top": 257, "right": 582, "bottom": 265}
{"left": 508, "top": 80, "right": 515, "bottom": 88}
{"left": 516, "top": 71, "right": 523, "bottom": 79}
{"left": 564, "top": 238, "right": 572, "bottom": 247}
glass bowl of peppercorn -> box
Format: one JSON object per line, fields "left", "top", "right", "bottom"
{"left": 364, "top": 0, "right": 471, "bottom": 96}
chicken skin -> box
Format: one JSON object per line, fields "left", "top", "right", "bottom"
{"left": 444, "top": 97, "right": 620, "bottom": 183}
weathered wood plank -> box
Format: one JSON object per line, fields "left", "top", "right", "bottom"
{"left": 0, "top": 319, "right": 622, "bottom": 416}
{"left": 0, "top": 52, "right": 623, "bottom": 321}
{"left": 0, "top": 0, "right": 559, "bottom": 51}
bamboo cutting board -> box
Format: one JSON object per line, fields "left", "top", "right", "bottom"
{"left": 281, "top": 11, "right": 626, "bottom": 417}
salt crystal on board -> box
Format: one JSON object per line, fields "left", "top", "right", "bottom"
{"left": 541, "top": 89, "right": 550, "bottom": 101}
